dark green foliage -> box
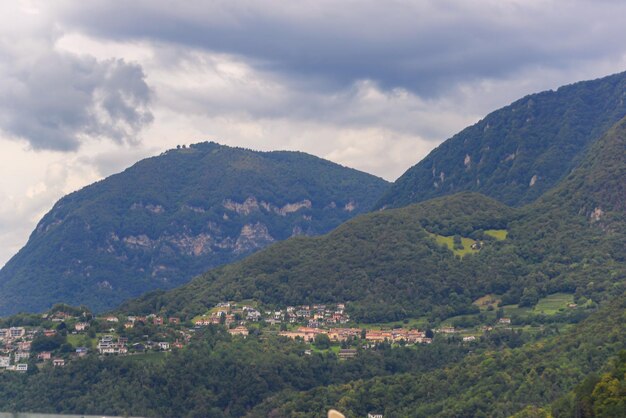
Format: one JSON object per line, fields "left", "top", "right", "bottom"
{"left": 0, "top": 142, "right": 389, "bottom": 315}
{"left": 120, "top": 192, "right": 521, "bottom": 322}
{"left": 121, "top": 176, "right": 625, "bottom": 324}
{"left": 0, "top": 327, "right": 468, "bottom": 417}
{"left": 377, "top": 71, "right": 626, "bottom": 209}
{"left": 249, "top": 292, "right": 626, "bottom": 417}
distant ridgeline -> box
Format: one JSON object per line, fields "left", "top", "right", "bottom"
{"left": 0, "top": 142, "right": 389, "bottom": 315}
{"left": 377, "top": 71, "right": 626, "bottom": 209}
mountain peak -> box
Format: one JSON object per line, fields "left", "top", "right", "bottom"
{"left": 377, "top": 71, "right": 626, "bottom": 209}
{"left": 0, "top": 144, "right": 389, "bottom": 316}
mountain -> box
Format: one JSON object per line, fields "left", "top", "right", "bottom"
{"left": 121, "top": 116, "right": 626, "bottom": 323}
{"left": 376, "top": 71, "right": 626, "bottom": 209}
{"left": 0, "top": 142, "right": 389, "bottom": 315}
{"left": 2, "top": 90, "right": 626, "bottom": 418}
{"left": 536, "top": 115, "right": 626, "bottom": 222}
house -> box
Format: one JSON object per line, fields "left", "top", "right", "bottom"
{"left": 498, "top": 318, "right": 511, "bottom": 325}
{"left": 224, "top": 314, "right": 236, "bottom": 326}
{"left": 0, "top": 356, "right": 10, "bottom": 368}
{"left": 75, "top": 347, "right": 88, "bottom": 357}
{"left": 16, "top": 363, "right": 28, "bottom": 372}
{"left": 105, "top": 316, "right": 119, "bottom": 323}
{"left": 98, "top": 336, "right": 127, "bottom": 355}
{"left": 15, "top": 351, "right": 30, "bottom": 361}
{"left": 124, "top": 322, "right": 134, "bottom": 329}
{"left": 43, "top": 329, "right": 57, "bottom": 337}
{"left": 75, "top": 322, "right": 89, "bottom": 331}
{"left": 246, "top": 310, "right": 261, "bottom": 321}
{"left": 53, "top": 358, "right": 65, "bottom": 367}
{"left": 168, "top": 317, "right": 180, "bottom": 325}
{"left": 18, "top": 341, "right": 31, "bottom": 351}
{"left": 368, "top": 414, "right": 383, "bottom": 418}
{"left": 157, "top": 342, "right": 170, "bottom": 351}
{"left": 153, "top": 317, "right": 164, "bottom": 326}
{"left": 228, "top": 326, "right": 249, "bottom": 337}
{"left": 435, "top": 327, "right": 456, "bottom": 334}
{"left": 9, "top": 327, "right": 26, "bottom": 338}
{"left": 0, "top": 329, "right": 8, "bottom": 339}
{"left": 463, "top": 336, "right": 477, "bottom": 342}
{"left": 338, "top": 349, "right": 357, "bottom": 360}
{"left": 279, "top": 327, "right": 322, "bottom": 342}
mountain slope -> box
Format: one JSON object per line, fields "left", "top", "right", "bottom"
{"left": 0, "top": 142, "right": 389, "bottom": 315}
{"left": 122, "top": 116, "right": 626, "bottom": 324}
{"left": 377, "top": 71, "right": 626, "bottom": 209}
{"left": 536, "top": 115, "right": 626, "bottom": 221}
{"left": 251, "top": 291, "right": 626, "bottom": 417}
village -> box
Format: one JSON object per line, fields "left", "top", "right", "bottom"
{"left": 0, "top": 300, "right": 520, "bottom": 372}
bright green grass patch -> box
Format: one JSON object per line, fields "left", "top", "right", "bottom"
{"left": 67, "top": 334, "right": 95, "bottom": 348}
{"left": 473, "top": 294, "right": 501, "bottom": 311}
{"left": 485, "top": 229, "right": 508, "bottom": 240}
{"left": 429, "top": 233, "right": 479, "bottom": 257}
{"left": 533, "top": 293, "right": 575, "bottom": 314}
{"left": 502, "top": 304, "right": 531, "bottom": 317}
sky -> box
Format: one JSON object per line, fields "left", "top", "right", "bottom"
{"left": 1, "top": 0, "right": 626, "bottom": 267}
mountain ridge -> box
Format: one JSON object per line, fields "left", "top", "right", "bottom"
{"left": 0, "top": 142, "right": 389, "bottom": 316}
{"left": 377, "top": 71, "right": 626, "bottom": 209}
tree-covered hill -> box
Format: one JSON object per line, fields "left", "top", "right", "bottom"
{"left": 121, "top": 116, "right": 626, "bottom": 325}
{"left": 0, "top": 142, "right": 389, "bottom": 316}
{"left": 376, "top": 71, "right": 626, "bottom": 209}
{"left": 250, "top": 291, "right": 626, "bottom": 417}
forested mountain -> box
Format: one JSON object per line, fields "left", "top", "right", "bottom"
{"left": 376, "top": 71, "right": 626, "bottom": 209}
{"left": 121, "top": 116, "right": 626, "bottom": 322}
{"left": 1, "top": 77, "right": 625, "bottom": 418}
{"left": 0, "top": 142, "right": 389, "bottom": 316}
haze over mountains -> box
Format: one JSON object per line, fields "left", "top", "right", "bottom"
{"left": 0, "top": 143, "right": 388, "bottom": 315}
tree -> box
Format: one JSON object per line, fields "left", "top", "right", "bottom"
{"left": 314, "top": 334, "right": 331, "bottom": 350}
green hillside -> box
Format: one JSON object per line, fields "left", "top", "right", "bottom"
{"left": 251, "top": 291, "right": 626, "bottom": 417}
{"left": 377, "top": 71, "right": 626, "bottom": 209}
{"left": 123, "top": 111, "right": 626, "bottom": 322}
{"left": 0, "top": 142, "right": 389, "bottom": 315}
{"left": 1, "top": 77, "right": 625, "bottom": 418}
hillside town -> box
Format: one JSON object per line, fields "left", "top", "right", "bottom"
{"left": 0, "top": 300, "right": 520, "bottom": 372}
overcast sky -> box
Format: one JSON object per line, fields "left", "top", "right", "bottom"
{"left": 1, "top": 0, "right": 626, "bottom": 267}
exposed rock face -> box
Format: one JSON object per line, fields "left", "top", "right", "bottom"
{"left": 123, "top": 235, "right": 153, "bottom": 249}
{"left": 223, "top": 197, "right": 260, "bottom": 215}
{"left": 234, "top": 223, "right": 275, "bottom": 254}
{"left": 225, "top": 196, "right": 312, "bottom": 216}
{"left": 0, "top": 141, "right": 390, "bottom": 315}
{"left": 344, "top": 201, "right": 357, "bottom": 212}
{"left": 590, "top": 207, "right": 604, "bottom": 222}
{"left": 131, "top": 203, "right": 165, "bottom": 214}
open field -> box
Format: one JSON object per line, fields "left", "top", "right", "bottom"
{"left": 485, "top": 229, "right": 508, "bottom": 240}
{"left": 533, "top": 293, "right": 575, "bottom": 314}
{"left": 428, "top": 233, "right": 479, "bottom": 257}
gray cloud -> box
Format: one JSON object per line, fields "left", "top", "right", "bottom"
{"left": 55, "top": 0, "right": 626, "bottom": 96}
{"left": 0, "top": 48, "right": 153, "bottom": 151}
